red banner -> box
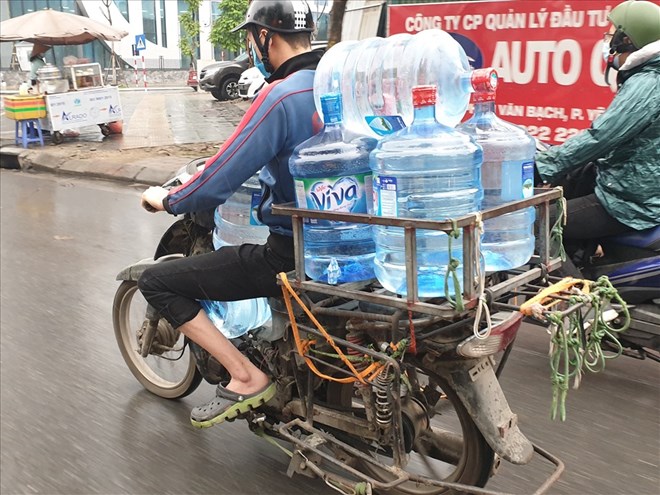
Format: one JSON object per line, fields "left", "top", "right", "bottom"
{"left": 388, "top": 0, "right": 624, "bottom": 143}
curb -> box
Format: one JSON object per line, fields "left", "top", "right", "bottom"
{"left": 0, "top": 146, "right": 185, "bottom": 186}
{"left": 0, "top": 146, "right": 24, "bottom": 169}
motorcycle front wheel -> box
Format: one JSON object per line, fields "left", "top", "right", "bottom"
{"left": 113, "top": 280, "right": 202, "bottom": 399}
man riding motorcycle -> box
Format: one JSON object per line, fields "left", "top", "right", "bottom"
{"left": 535, "top": 0, "right": 660, "bottom": 276}
{"left": 138, "top": 0, "right": 324, "bottom": 428}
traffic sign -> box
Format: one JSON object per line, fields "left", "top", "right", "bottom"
{"left": 135, "top": 34, "right": 146, "bottom": 52}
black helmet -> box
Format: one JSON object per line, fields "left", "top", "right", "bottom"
{"left": 232, "top": 0, "right": 315, "bottom": 33}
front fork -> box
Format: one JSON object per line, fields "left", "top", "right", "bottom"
{"left": 138, "top": 305, "right": 161, "bottom": 357}
{"left": 423, "top": 353, "right": 534, "bottom": 465}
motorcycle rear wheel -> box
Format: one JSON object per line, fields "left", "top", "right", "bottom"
{"left": 113, "top": 280, "right": 202, "bottom": 399}
{"left": 356, "top": 370, "right": 494, "bottom": 495}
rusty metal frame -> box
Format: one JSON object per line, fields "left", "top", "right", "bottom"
{"left": 278, "top": 418, "right": 564, "bottom": 495}
{"left": 291, "top": 321, "right": 407, "bottom": 467}
{"left": 273, "top": 188, "right": 564, "bottom": 319}
{"left": 271, "top": 188, "right": 567, "bottom": 493}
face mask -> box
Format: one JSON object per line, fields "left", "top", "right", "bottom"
{"left": 251, "top": 45, "right": 271, "bottom": 78}
{"left": 602, "top": 41, "right": 611, "bottom": 62}
{"left": 611, "top": 54, "right": 622, "bottom": 70}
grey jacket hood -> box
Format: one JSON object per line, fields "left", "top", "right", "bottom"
{"left": 620, "top": 39, "right": 660, "bottom": 71}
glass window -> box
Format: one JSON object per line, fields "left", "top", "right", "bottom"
{"left": 143, "top": 0, "right": 157, "bottom": 44}
{"left": 60, "top": 0, "right": 77, "bottom": 14}
{"left": 178, "top": 0, "right": 199, "bottom": 68}
{"left": 15, "top": 0, "right": 36, "bottom": 14}
{"left": 35, "top": 0, "right": 48, "bottom": 11}
{"left": 315, "top": 13, "right": 329, "bottom": 42}
{"left": 211, "top": 0, "right": 221, "bottom": 23}
{"left": 114, "top": 0, "right": 129, "bottom": 21}
{"left": 160, "top": 0, "right": 167, "bottom": 48}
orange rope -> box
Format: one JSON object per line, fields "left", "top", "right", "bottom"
{"left": 407, "top": 310, "right": 417, "bottom": 355}
{"left": 519, "top": 277, "right": 590, "bottom": 317}
{"left": 279, "top": 272, "right": 385, "bottom": 384}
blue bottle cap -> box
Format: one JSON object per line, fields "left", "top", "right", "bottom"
{"left": 320, "top": 93, "right": 343, "bottom": 124}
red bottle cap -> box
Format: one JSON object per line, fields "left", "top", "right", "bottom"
{"left": 469, "top": 68, "right": 498, "bottom": 103}
{"left": 471, "top": 68, "right": 498, "bottom": 94}
{"left": 412, "top": 85, "right": 437, "bottom": 107}
{"left": 472, "top": 91, "right": 496, "bottom": 103}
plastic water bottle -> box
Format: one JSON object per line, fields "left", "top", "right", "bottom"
{"left": 289, "top": 93, "right": 378, "bottom": 284}
{"left": 201, "top": 174, "right": 271, "bottom": 339}
{"left": 370, "top": 85, "right": 483, "bottom": 297}
{"left": 314, "top": 30, "right": 486, "bottom": 137}
{"left": 212, "top": 174, "right": 266, "bottom": 248}
{"left": 313, "top": 39, "right": 360, "bottom": 116}
{"left": 458, "top": 75, "right": 536, "bottom": 271}
{"left": 199, "top": 298, "right": 272, "bottom": 340}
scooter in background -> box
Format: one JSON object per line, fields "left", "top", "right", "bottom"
{"left": 583, "top": 227, "right": 660, "bottom": 361}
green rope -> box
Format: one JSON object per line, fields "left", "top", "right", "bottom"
{"left": 309, "top": 348, "right": 370, "bottom": 362}
{"left": 308, "top": 339, "right": 409, "bottom": 364}
{"left": 354, "top": 482, "right": 370, "bottom": 495}
{"left": 547, "top": 311, "right": 583, "bottom": 421}
{"left": 582, "top": 276, "right": 630, "bottom": 372}
{"left": 444, "top": 220, "right": 465, "bottom": 312}
{"left": 253, "top": 425, "right": 293, "bottom": 458}
{"left": 550, "top": 195, "right": 568, "bottom": 262}
{"left": 545, "top": 276, "right": 630, "bottom": 421}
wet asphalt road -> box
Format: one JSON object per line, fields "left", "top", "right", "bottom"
{"left": 1, "top": 171, "right": 659, "bottom": 495}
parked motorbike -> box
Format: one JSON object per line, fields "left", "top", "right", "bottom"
{"left": 113, "top": 160, "right": 567, "bottom": 494}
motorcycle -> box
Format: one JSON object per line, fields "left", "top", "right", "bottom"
{"left": 531, "top": 144, "right": 659, "bottom": 362}
{"left": 113, "top": 160, "right": 567, "bottom": 494}
{"left": 577, "top": 226, "right": 660, "bottom": 361}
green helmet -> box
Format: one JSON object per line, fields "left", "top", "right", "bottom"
{"left": 608, "top": 0, "right": 660, "bottom": 49}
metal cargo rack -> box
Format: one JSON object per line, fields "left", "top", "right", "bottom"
{"left": 273, "top": 187, "right": 565, "bottom": 318}
{"left": 271, "top": 188, "right": 567, "bottom": 494}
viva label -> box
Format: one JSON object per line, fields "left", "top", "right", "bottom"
{"left": 295, "top": 172, "right": 372, "bottom": 225}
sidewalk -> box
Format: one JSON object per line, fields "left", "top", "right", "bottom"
{"left": 0, "top": 89, "right": 250, "bottom": 185}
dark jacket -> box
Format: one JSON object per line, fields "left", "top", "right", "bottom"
{"left": 536, "top": 41, "right": 660, "bottom": 230}
{"left": 164, "top": 49, "right": 324, "bottom": 236}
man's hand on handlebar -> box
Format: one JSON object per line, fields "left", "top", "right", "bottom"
{"left": 141, "top": 186, "right": 168, "bottom": 213}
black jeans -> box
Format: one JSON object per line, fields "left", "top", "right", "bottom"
{"left": 138, "top": 233, "right": 295, "bottom": 328}
{"left": 547, "top": 163, "right": 633, "bottom": 276}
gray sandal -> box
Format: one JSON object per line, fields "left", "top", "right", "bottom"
{"left": 190, "top": 382, "right": 276, "bottom": 429}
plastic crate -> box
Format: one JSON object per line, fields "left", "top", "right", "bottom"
{"left": 4, "top": 95, "right": 47, "bottom": 120}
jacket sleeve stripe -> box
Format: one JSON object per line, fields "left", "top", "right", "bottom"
{"left": 166, "top": 81, "right": 282, "bottom": 202}
{"left": 169, "top": 86, "right": 313, "bottom": 207}
{"left": 168, "top": 83, "right": 312, "bottom": 206}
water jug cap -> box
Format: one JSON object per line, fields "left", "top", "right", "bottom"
{"left": 470, "top": 68, "right": 498, "bottom": 95}
{"left": 320, "top": 93, "right": 343, "bottom": 124}
{"left": 471, "top": 91, "right": 496, "bottom": 103}
{"left": 412, "top": 85, "right": 437, "bottom": 107}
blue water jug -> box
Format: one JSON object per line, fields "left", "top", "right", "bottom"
{"left": 370, "top": 85, "right": 483, "bottom": 297}
{"left": 458, "top": 75, "right": 536, "bottom": 271}
{"left": 201, "top": 174, "right": 271, "bottom": 339}
{"left": 289, "top": 93, "right": 378, "bottom": 284}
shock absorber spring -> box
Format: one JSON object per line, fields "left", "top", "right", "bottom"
{"left": 375, "top": 369, "right": 394, "bottom": 427}
{"left": 346, "top": 331, "right": 368, "bottom": 374}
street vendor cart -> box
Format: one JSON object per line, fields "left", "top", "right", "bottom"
{"left": 39, "top": 62, "right": 123, "bottom": 144}
{"left": 0, "top": 9, "right": 128, "bottom": 144}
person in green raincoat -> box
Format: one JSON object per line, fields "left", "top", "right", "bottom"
{"left": 535, "top": 0, "right": 660, "bottom": 275}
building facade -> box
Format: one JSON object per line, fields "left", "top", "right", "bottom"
{"left": 0, "top": 0, "right": 242, "bottom": 71}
